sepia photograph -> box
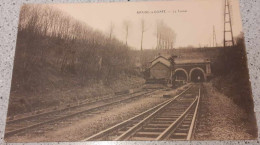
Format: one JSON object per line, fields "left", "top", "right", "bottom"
{"left": 4, "top": 0, "right": 257, "bottom": 142}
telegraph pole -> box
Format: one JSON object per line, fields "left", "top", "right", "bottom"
{"left": 223, "top": 0, "right": 234, "bottom": 47}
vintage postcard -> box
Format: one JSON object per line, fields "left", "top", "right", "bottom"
{"left": 5, "top": 0, "right": 257, "bottom": 142}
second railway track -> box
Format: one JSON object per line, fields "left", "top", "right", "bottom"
{"left": 83, "top": 84, "right": 201, "bottom": 141}
{"left": 5, "top": 87, "right": 166, "bottom": 137}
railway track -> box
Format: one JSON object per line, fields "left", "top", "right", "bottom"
{"left": 5, "top": 87, "right": 165, "bottom": 137}
{"left": 83, "top": 84, "right": 200, "bottom": 141}
{"left": 6, "top": 88, "right": 145, "bottom": 124}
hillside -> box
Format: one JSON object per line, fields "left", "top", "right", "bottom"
{"left": 8, "top": 4, "right": 144, "bottom": 116}
{"left": 141, "top": 47, "right": 221, "bottom": 61}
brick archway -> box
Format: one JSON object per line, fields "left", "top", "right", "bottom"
{"left": 189, "top": 67, "right": 206, "bottom": 82}
{"left": 174, "top": 68, "right": 189, "bottom": 82}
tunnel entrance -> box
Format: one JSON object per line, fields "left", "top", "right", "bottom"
{"left": 190, "top": 69, "right": 205, "bottom": 82}
{"left": 174, "top": 70, "right": 188, "bottom": 83}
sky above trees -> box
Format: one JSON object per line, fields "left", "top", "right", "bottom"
{"left": 52, "top": 0, "right": 243, "bottom": 49}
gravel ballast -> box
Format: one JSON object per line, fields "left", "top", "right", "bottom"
{"left": 194, "top": 83, "right": 255, "bottom": 140}
{"left": 5, "top": 85, "right": 189, "bottom": 142}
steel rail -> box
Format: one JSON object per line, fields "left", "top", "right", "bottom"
{"left": 156, "top": 88, "right": 200, "bottom": 140}
{"left": 82, "top": 85, "right": 192, "bottom": 141}
{"left": 6, "top": 89, "right": 148, "bottom": 124}
{"left": 5, "top": 89, "right": 160, "bottom": 137}
{"left": 114, "top": 86, "right": 192, "bottom": 140}
{"left": 186, "top": 87, "right": 200, "bottom": 140}
{"left": 83, "top": 98, "right": 169, "bottom": 141}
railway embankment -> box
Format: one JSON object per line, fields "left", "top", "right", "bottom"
{"left": 194, "top": 82, "right": 256, "bottom": 140}
{"left": 7, "top": 74, "right": 144, "bottom": 117}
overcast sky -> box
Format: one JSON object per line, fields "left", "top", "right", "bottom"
{"left": 52, "top": 0, "right": 243, "bottom": 49}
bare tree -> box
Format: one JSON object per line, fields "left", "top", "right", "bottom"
{"left": 16, "top": 4, "right": 134, "bottom": 89}
{"left": 123, "top": 20, "right": 131, "bottom": 45}
{"left": 109, "top": 22, "right": 115, "bottom": 40}
{"left": 156, "top": 20, "right": 176, "bottom": 49}
{"left": 140, "top": 19, "right": 147, "bottom": 51}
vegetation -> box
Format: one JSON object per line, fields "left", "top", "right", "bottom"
{"left": 212, "top": 33, "right": 257, "bottom": 137}
{"left": 9, "top": 4, "right": 142, "bottom": 116}
{"left": 9, "top": 6, "right": 257, "bottom": 137}
{"left": 156, "top": 21, "right": 176, "bottom": 49}
{"left": 212, "top": 34, "right": 253, "bottom": 112}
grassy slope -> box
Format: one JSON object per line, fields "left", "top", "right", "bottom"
{"left": 210, "top": 39, "right": 258, "bottom": 137}
{"left": 8, "top": 29, "right": 143, "bottom": 116}
{"left": 8, "top": 62, "right": 145, "bottom": 116}
{"left": 211, "top": 74, "right": 257, "bottom": 137}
